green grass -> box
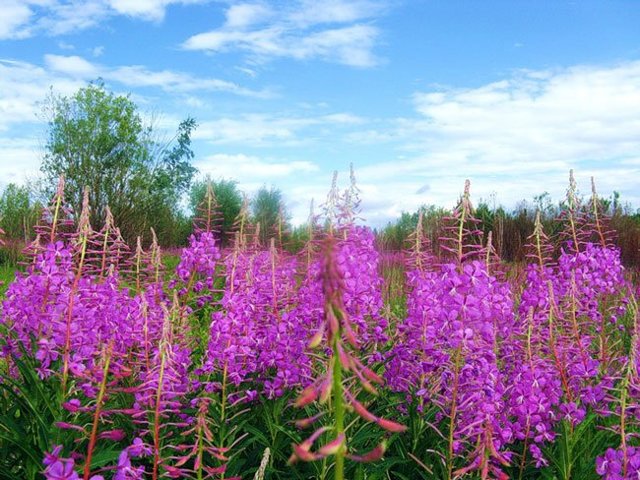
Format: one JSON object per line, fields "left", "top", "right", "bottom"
{"left": 0, "top": 263, "right": 19, "bottom": 297}
{"left": 162, "top": 253, "right": 181, "bottom": 275}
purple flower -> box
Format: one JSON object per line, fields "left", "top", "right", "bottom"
{"left": 44, "top": 461, "right": 80, "bottom": 480}
{"left": 596, "top": 448, "right": 623, "bottom": 479}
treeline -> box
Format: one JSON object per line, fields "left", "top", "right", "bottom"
{"left": 6, "top": 165, "right": 638, "bottom": 269}
{"left": 0, "top": 177, "right": 295, "bottom": 263}
{"left": 378, "top": 189, "right": 640, "bottom": 269}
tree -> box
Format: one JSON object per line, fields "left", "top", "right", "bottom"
{"left": 0, "top": 183, "right": 40, "bottom": 242}
{"left": 379, "top": 211, "right": 420, "bottom": 250}
{"left": 251, "top": 185, "right": 288, "bottom": 246}
{"left": 40, "top": 81, "right": 197, "bottom": 245}
{"left": 189, "top": 177, "right": 243, "bottom": 244}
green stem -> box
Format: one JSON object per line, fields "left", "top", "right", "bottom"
{"left": 152, "top": 346, "right": 168, "bottom": 480}
{"left": 620, "top": 363, "right": 631, "bottom": 477}
{"left": 50, "top": 191, "right": 62, "bottom": 244}
{"left": 99, "top": 223, "right": 110, "bottom": 280}
{"left": 83, "top": 344, "right": 113, "bottom": 480}
{"left": 61, "top": 233, "right": 88, "bottom": 394}
{"left": 457, "top": 203, "right": 466, "bottom": 265}
{"left": 332, "top": 324, "right": 345, "bottom": 480}
{"left": 218, "top": 357, "right": 230, "bottom": 480}
{"left": 447, "top": 347, "right": 461, "bottom": 480}
{"left": 196, "top": 422, "right": 205, "bottom": 480}
{"left": 568, "top": 215, "right": 579, "bottom": 253}
{"left": 561, "top": 421, "right": 572, "bottom": 480}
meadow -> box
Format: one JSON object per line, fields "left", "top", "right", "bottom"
{"left": 0, "top": 172, "right": 637, "bottom": 480}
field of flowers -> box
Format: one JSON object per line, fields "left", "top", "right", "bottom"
{"left": 0, "top": 172, "right": 637, "bottom": 480}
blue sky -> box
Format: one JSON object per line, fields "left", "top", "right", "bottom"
{"left": 1, "top": 0, "right": 639, "bottom": 225}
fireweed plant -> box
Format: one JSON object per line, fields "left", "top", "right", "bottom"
{"left": 0, "top": 172, "right": 637, "bottom": 479}
{"left": 289, "top": 233, "right": 406, "bottom": 480}
{"left": 386, "top": 182, "right": 514, "bottom": 479}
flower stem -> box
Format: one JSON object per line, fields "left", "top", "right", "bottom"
{"left": 331, "top": 324, "right": 345, "bottom": 480}
{"left": 447, "top": 346, "right": 462, "bottom": 480}
{"left": 152, "top": 344, "right": 168, "bottom": 480}
{"left": 61, "top": 230, "right": 88, "bottom": 394}
{"left": 83, "top": 343, "right": 113, "bottom": 480}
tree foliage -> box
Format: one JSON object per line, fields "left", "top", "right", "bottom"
{"left": 190, "top": 177, "right": 243, "bottom": 245}
{"left": 0, "top": 184, "right": 39, "bottom": 241}
{"left": 40, "top": 82, "right": 197, "bottom": 245}
{"left": 251, "top": 185, "right": 288, "bottom": 246}
{"left": 379, "top": 205, "right": 449, "bottom": 251}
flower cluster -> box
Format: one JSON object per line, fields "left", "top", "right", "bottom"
{"left": 204, "top": 244, "right": 309, "bottom": 397}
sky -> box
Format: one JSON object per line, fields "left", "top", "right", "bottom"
{"left": 0, "top": 0, "right": 639, "bottom": 225}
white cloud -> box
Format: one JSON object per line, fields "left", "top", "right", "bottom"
{"left": 337, "top": 61, "right": 640, "bottom": 223}
{"left": 0, "top": 137, "right": 41, "bottom": 185}
{"left": 184, "top": 28, "right": 271, "bottom": 52}
{"left": 193, "top": 112, "right": 366, "bottom": 145}
{"left": 183, "top": 95, "right": 205, "bottom": 108}
{"left": 194, "top": 116, "right": 301, "bottom": 145}
{"left": 320, "top": 113, "right": 364, "bottom": 124}
{"left": 196, "top": 153, "right": 318, "bottom": 179}
{"left": 0, "top": 1, "right": 34, "bottom": 40}
{"left": 235, "top": 66, "right": 257, "bottom": 77}
{"left": 36, "top": 1, "right": 112, "bottom": 36}
{"left": 107, "top": 0, "right": 171, "bottom": 21}
{"left": 57, "top": 40, "right": 74, "bottom": 50}
{"left": 108, "top": 64, "right": 269, "bottom": 96}
{"left": 41, "top": 54, "right": 270, "bottom": 97}
{"left": 103, "top": 0, "right": 206, "bottom": 21}
{"left": 0, "top": 0, "right": 207, "bottom": 38}
{"left": 225, "top": 3, "right": 272, "bottom": 28}
{"left": 0, "top": 59, "right": 84, "bottom": 131}
{"left": 294, "top": 25, "right": 378, "bottom": 67}
{"left": 45, "top": 54, "right": 99, "bottom": 76}
{"left": 182, "top": 1, "right": 385, "bottom": 67}
{"left": 408, "top": 61, "right": 640, "bottom": 164}
{"left": 289, "top": 0, "right": 385, "bottom": 26}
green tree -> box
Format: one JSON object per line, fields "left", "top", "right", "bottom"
{"left": 475, "top": 201, "right": 495, "bottom": 237}
{"left": 190, "top": 177, "right": 243, "bottom": 244}
{"left": 380, "top": 211, "right": 420, "bottom": 250}
{"left": 0, "top": 183, "right": 40, "bottom": 241}
{"left": 379, "top": 205, "right": 449, "bottom": 251}
{"left": 251, "top": 185, "right": 288, "bottom": 246}
{"left": 40, "top": 81, "right": 197, "bottom": 245}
